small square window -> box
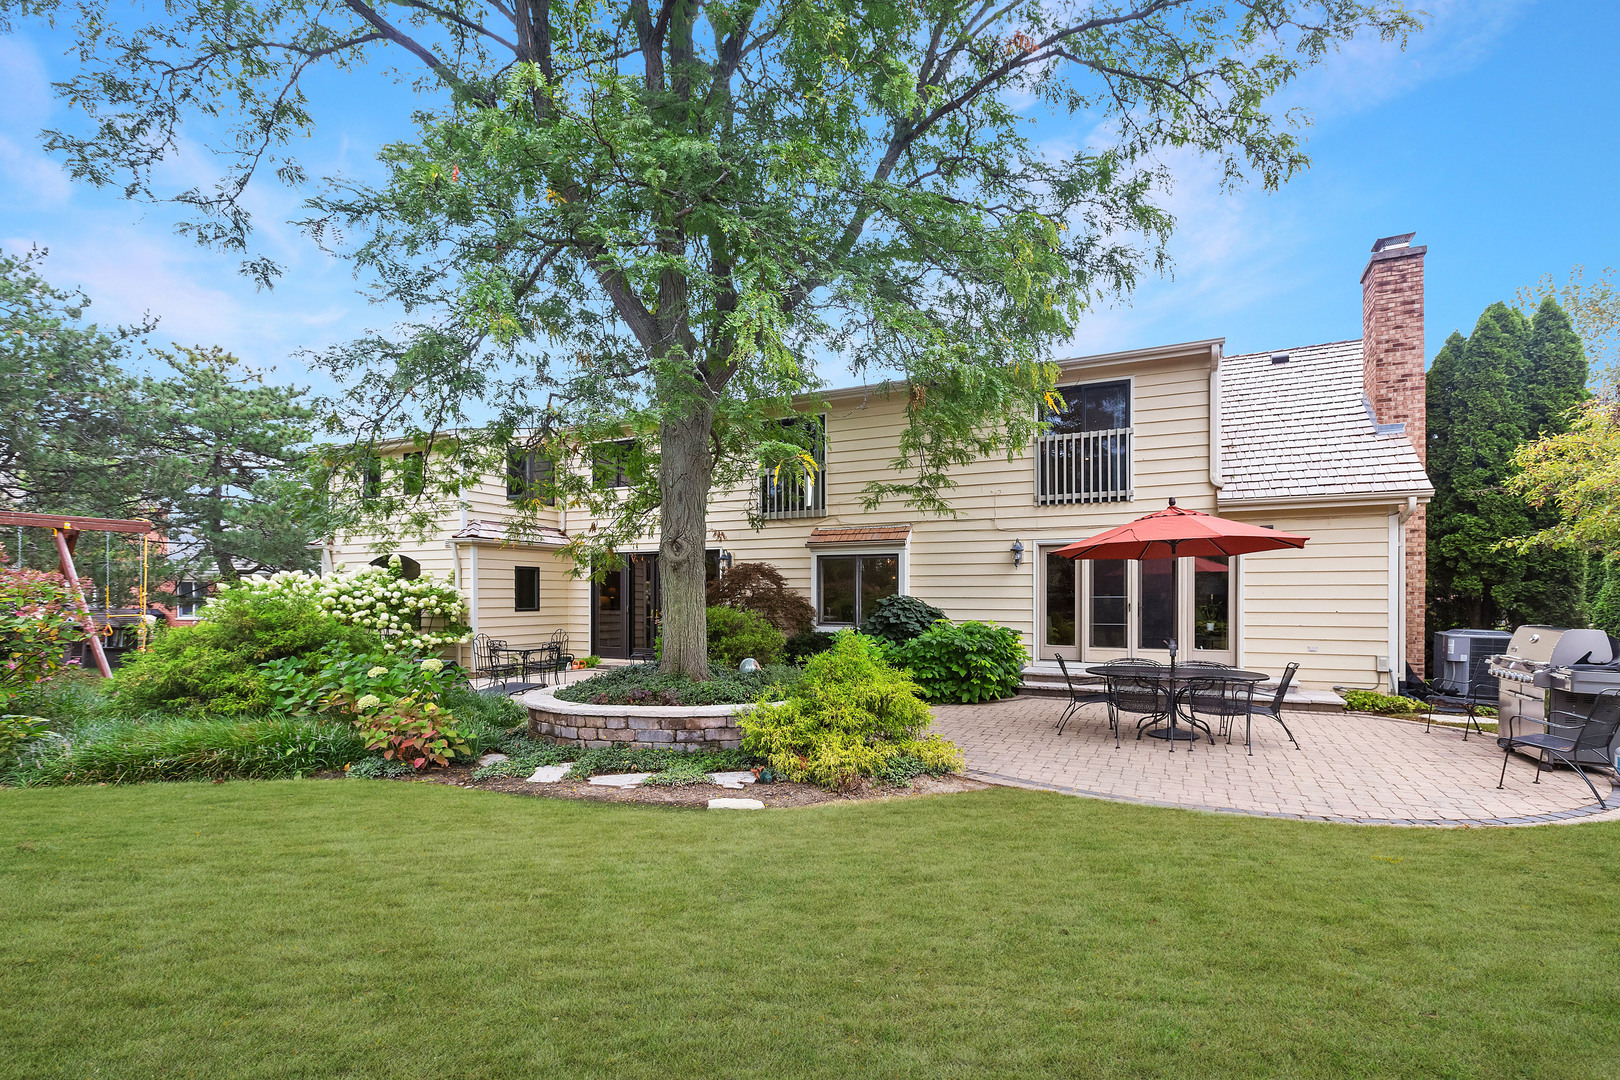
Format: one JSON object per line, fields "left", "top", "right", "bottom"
{"left": 514, "top": 567, "right": 540, "bottom": 612}
{"left": 817, "top": 553, "right": 899, "bottom": 626}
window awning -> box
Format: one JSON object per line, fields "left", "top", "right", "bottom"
{"left": 806, "top": 525, "right": 911, "bottom": 546}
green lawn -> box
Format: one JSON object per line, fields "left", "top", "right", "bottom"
{"left": 3, "top": 783, "right": 1618, "bottom": 1080}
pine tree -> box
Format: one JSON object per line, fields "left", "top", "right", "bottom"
{"left": 1592, "top": 557, "right": 1620, "bottom": 636}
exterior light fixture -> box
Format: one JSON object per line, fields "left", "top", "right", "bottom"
{"left": 719, "top": 549, "right": 734, "bottom": 571}
{"left": 1010, "top": 539, "right": 1024, "bottom": 567}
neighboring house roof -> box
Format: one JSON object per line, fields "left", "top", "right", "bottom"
{"left": 450, "top": 520, "right": 571, "bottom": 546}
{"left": 807, "top": 525, "right": 912, "bottom": 545}
{"left": 1219, "top": 339, "right": 1433, "bottom": 503}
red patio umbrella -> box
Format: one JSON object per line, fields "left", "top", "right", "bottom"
{"left": 1051, "top": 499, "right": 1309, "bottom": 562}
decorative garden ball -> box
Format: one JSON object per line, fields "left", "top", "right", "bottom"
{"left": 739, "top": 658, "right": 759, "bottom": 672}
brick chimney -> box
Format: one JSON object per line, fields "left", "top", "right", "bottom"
{"left": 1360, "top": 232, "right": 1428, "bottom": 676}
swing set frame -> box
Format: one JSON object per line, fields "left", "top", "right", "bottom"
{"left": 0, "top": 511, "right": 156, "bottom": 678}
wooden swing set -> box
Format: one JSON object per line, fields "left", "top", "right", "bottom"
{"left": 0, "top": 510, "right": 156, "bottom": 678}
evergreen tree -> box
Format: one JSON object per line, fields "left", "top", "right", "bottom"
{"left": 1592, "top": 557, "right": 1620, "bottom": 636}
{"left": 1428, "top": 299, "right": 1589, "bottom": 631}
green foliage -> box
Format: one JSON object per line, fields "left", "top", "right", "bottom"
{"left": 0, "top": 715, "right": 54, "bottom": 765}
{"left": 555, "top": 662, "right": 800, "bottom": 707}
{"left": 6, "top": 715, "right": 368, "bottom": 785}
{"left": 584, "top": 655, "right": 602, "bottom": 668}
{"left": 1428, "top": 299, "right": 1590, "bottom": 631}
{"left": 0, "top": 566, "right": 96, "bottom": 706}
{"left": 110, "top": 585, "right": 378, "bottom": 716}
{"left": 567, "top": 745, "right": 757, "bottom": 781}
{"left": 783, "top": 630, "right": 837, "bottom": 664}
{"left": 892, "top": 621, "right": 1026, "bottom": 704}
{"left": 707, "top": 562, "right": 816, "bottom": 635}
{"left": 739, "top": 632, "right": 962, "bottom": 790}
{"left": 705, "top": 606, "right": 786, "bottom": 667}
{"left": 859, "top": 595, "right": 947, "bottom": 645}
{"left": 261, "top": 644, "right": 463, "bottom": 716}
{"left": 1591, "top": 557, "right": 1620, "bottom": 636}
{"left": 233, "top": 562, "right": 471, "bottom": 654}
{"left": 1343, "top": 690, "right": 1428, "bottom": 715}
{"left": 347, "top": 756, "right": 417, "bottom": 779}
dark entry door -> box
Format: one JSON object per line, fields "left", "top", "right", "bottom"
{"left": 592, "top": 555, "right": 659, "bottom": 659}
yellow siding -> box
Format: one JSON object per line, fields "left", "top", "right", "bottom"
{"left": 1227, "top": 507, "right": 1396, "bottom": 692}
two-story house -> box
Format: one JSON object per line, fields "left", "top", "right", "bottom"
{"left": 320, "top": 233, "right": 1434, "bottom": 695}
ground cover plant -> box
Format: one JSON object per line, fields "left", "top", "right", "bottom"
{"left": 554, "top": 662, "right": 800, "bottom": 707}
{"left": 858, "top": 594, "right": 947, "bottom": 644}
{"left": 740, "top": 632, "right": 962, "bottom": 788}
{"left": 3, "top": 781, "right": 1616, "bottom": 1079}
{"left": 1342, "top": 689, "right": 1430, "bottom": 715}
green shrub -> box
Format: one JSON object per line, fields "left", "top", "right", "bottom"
{"left": 706, "top": 561, "right": 816, "bottom": 634}
{"left": 110, "top": 586, "right": 378, "bottom": 716}
{"left": 0, "top": 714, "right": 53, "bottom": 765}
{"left": 892, "top": 620, "right": 1026, "bottom": 703}
{"left": 7, "top": 715, "right": 369, "bottom": 785}
{"left": 1, "top": 566, "right": 99, "bottom": 707}
{"left": 348, "top": 757, "right": 417, "bottom": 779}
{"left": 783, "top": 630, "right": 836, "bottom": 663}
{"left": 567, "top": 744, "right": 757, "bottom": 779}
{"left": 1344, "top": 689, "right": 1429, "bottom": 715}
{"left": 738, "top": 632, "right": 963, "bottom": 790}
{"left": 706, "top": 605, "right": 786, "bottom": 667}
{"left": 554, "top": 662, "right": 799, "bottom": 706}
{"left": 858, "top": 595, "right": 946, "bottom": 644}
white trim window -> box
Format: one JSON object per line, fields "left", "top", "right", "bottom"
{"left": 814, "top": 550, "right": 902, "bottom": 627}
{"left": 175, "top": 579, "right": 206, "bottom": 618}
{"left": 1036, "top": 377, "right": 1133, "bottom": 505}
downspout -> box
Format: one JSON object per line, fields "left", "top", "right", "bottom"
{"left": 1208, "top": 342, "right": 1224, "bottom": 491}
{"left": 1392, "top": 496, "right": 1418, "bottom": 692}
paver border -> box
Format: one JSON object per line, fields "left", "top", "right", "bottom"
{"left": 965, "top": 769, "right": 1620, "bottom": 828}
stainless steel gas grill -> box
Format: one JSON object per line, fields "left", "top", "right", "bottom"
{"left": 1488, "top": 626, "right": 1620, "bottom": 766}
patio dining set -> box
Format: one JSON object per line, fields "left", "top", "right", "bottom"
{"left": 1052, "top": 653, "right": 1302, "bottom": 755}
{"left": 472, "top": 630, "right": 575, "bottom": 694}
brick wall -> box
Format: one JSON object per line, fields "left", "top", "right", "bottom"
{"left": 1361, "top": 236, "right": 1429, "bottom": 676}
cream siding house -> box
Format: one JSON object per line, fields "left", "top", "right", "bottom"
{"left": 323, "top": 233, "right": 1433, "bottom": 697}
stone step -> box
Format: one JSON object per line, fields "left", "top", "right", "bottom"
{"left": 1017, "top": 665, "right": 1346, "bottom": 713}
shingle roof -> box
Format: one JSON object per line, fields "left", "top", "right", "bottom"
{"left": 451, "top": 520, "right": 570, "bottom": 546}
{"left": 1219, "top": 340, "right": 1433, "bottom": 503}
{"left": 807, "top": 525, "right": 912, "bottom": 544}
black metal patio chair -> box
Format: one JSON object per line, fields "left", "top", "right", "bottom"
{"left": 1179, "top": 674, "right": 1254, "bottom": 748}
{"left": 1240, "top": 662, "right": 1303, "bottom": 755}
{"left": 1417, "top": 662, "right": 1495, "bottom": 740}
{"left": 1498, "top": 688, "right": 1620, "bottom": 809}
{"left": 1105, "top": 669, "right": 1172, "bottom": 750}
{"left": 472, "top": 633, "right": 529, "bottom": 695}
{"left": 1053, "top": 655, "right": 1111, "bottom": 736}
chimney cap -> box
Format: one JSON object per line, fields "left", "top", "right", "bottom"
{"left": 1371, "top": 232, "right": 1416, "bottom": 253}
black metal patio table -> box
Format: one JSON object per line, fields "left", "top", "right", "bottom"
{"left": 1086, "top": 662, "right": 1269, "bottom": 749}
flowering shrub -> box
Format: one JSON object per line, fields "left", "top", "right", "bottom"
{"left": 219, "top": 558, "right": 470, "bottom": 653}
{"left": 1, "top": 565, "right": 97, "bottom": 706}
{"left": 262, "top": 644, "right": 471, "bottom": 768}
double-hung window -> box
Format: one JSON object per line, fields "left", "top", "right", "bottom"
{"left": 593, "top": 440, "right": 635, "bottom": 489}
{"left": 759, "top": 415, "right": 826, "bottom": 519}
{"left": 506, "top": 446, "right": 556, "bottom": 505}
{"left": 175, "top": 580, "right": 205, "bottom": 618}
{"left": 1036, "top": 379, "right": 1132, "bottom": 504}
{"left": 816, "top": 553, "right": 899, "bottom": 626}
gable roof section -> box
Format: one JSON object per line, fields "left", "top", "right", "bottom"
{"left": 1219, "top": 339, "right": 1433, "bottom": 503}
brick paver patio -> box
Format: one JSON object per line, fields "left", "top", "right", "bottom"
{"left": 930, "top": 697, "right": 1620, "bottom": 827}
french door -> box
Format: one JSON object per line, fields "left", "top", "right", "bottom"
{"left": 1039, "top": 548, "right": 1234, "bottom": 664}
{"left": 592, "top": 553, "right": 659, "bottom": 659}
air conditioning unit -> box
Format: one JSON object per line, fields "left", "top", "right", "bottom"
{"left": 1432, "top": 629, "right": 1513, "bottom": 699}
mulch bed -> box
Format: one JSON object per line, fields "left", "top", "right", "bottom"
{"left": 399, "top": 766, "right": 989, "bottom": 808}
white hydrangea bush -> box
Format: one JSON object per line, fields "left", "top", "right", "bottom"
{"left": 209, "top": 557, "right": 472, "bottom": 653}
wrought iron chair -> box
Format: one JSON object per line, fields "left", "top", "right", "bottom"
{"left": 1179, "top": 675, "right": 1254, "bottom": 747}
{"left": 1240, "top": 662, "right": 1302, "bottom": 755}
{"left": 1498, "top": 688, "right": 1620, "bottom": 808}
{"left": 1419, "top": 662, "right": 1496, "bottom": 740}
{"left": 1103, "top": 667, "right": 1172, "bottom": 750}
{"left": 472, "top": 633, "right": 528, "bottom": 695}
{"left": 1053, "top": 654, "right": 1110, "bottom": 736}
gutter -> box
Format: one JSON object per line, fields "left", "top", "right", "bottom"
{"left": 1216, "top": 488, "right": 1434, "bottom": 514}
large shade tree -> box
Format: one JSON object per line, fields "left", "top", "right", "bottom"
{"left": 30, "top": 0, "right": 1417, "bottom": 676}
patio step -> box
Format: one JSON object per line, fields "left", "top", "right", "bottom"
{"left": 1017, "top": 665, "right": 1347, "bottom": 713}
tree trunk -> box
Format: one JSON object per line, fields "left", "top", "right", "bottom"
{"left": 658, "top": 400, "right": 716, "bottom": 679}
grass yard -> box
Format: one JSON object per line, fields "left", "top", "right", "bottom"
{"left": 3, "top": 783, "right": 1618, "bottom": 1080}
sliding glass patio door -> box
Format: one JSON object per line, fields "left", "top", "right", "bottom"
{"left": 1037, "top": 548, "right": 1234, "bottom": 664}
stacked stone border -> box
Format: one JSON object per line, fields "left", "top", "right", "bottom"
{"left": 521, "top": 687, "right": 760, "bottom": 751}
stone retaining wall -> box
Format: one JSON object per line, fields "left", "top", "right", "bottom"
{"left": 521, "top": 687, "right": 748, "bottom": 751}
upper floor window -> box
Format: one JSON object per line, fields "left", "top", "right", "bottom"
{"left": 401, "top": 451, "right": 426, "bottom": 497}
{"left": 175, "top": 579, "right": 206, "bottom": 618}
{"left": 1036, "top": 379, "right": 1132, "bottom": 504}
{"left": 759, "top": 415, "right": 826, "bottom": 519}
{"left": 593, "top": 439, "right": 635, "bottom": 489}
{"left": 507, "top": 447, "right": 556, "bottom": 506}
{"left": 360, "top": 454, "right": 383, "bottom": 500}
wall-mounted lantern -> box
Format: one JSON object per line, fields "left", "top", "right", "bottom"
{"left": 1010, "top": 539, "right": 1024, "bottom": 568}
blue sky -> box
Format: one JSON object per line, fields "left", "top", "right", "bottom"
{"left": 2, "top": 0, "right": 1615, "bottom": 392}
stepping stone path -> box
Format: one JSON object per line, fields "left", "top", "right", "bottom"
{"left": 587, "top": 773, "right": 654, "bottom": 788}
{"left": 708, "top": 771, "right": 757, "bottom": 790}
{"left": 525, "top": 764, "right": 573, "bottom": 783}
{"left": 476, "top": 753, "right": 510, "bottom": 767}
{"left": 708, "top": 798, "right": 765, "bottom": 810}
